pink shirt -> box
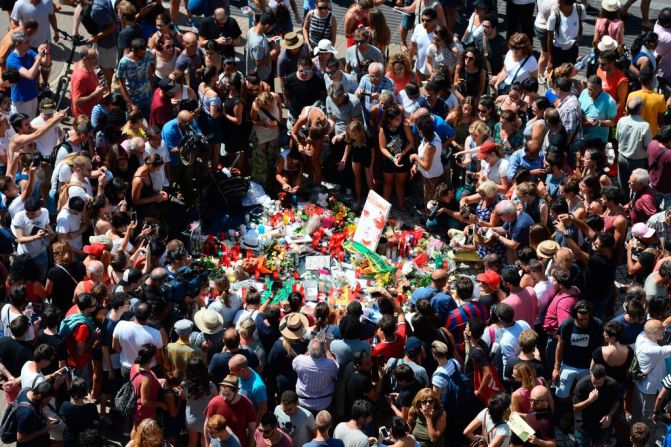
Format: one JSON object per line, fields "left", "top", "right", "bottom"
{"left": 543, "top": 287, "right": 581, "bottom": 335}
{"left": 502, "top": 287, "right": 538, "bottom": 327}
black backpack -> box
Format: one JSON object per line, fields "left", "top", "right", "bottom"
{"left": 81, "top": 2, "right": 100, "bottom": 36}
{"left": 0, "top": 401, "right": 33, "bottom": 444}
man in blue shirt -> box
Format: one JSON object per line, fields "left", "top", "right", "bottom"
{"left": 491, "top": 200, "right": 535, "bottom": 250}
{"left": 410, "top": 108, "right": 456, "bottom": 148}
{"left": 5, "top": 31, "right": 45, "bottom": 118}
{"left": 578, "top": 75, "right": 617, "bottom": 144}
{"left": 162, "top": 109, "right": 202, "bottom": 206}
{"left": 508, "top": 143, "right": 545, "bottom": 181}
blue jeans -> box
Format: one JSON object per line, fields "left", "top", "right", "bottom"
{"left": 574, "top": 426, "right": 611, "bottom": 447}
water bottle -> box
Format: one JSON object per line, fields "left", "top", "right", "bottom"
{"left": 575, "top": 52, "right": 594, "bottom": 71}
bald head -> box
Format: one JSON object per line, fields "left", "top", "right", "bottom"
{"left": 183, "top": 32, "right": 197, "bottom": 44}
{"left": 645, "top": 319, "right": 663, "bottom": 335}
{"left": 87, "top": 260, "right": 104, "bottom": 279}
{"left": 228, "top": 354, "right": 249, "bottom": 377}
{"left": 530, "top": 385, "right": 550, "bottom": 400}
{"left": 177, "top": 110, "right": 194, "bottom": 126}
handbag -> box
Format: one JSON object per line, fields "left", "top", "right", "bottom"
{"left": 115, "top": 371, "right": 145, "bottom": 417}
{"left": 469, "top": 411, "right": 502, "bottom": 447}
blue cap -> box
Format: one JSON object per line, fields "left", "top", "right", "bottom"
{"left": 405, "top": 336, "right": 422, "bottom": 356}
{"left": 411, "top": 287, "right": 438, "bottom": 306}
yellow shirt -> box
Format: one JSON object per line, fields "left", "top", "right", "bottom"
{"left": 627, "top": 90, "right": 666, "bottom": 136}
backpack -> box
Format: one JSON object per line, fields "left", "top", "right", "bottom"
{"left": 628, "top": 352, "right": 647, "bottom": 382}
{"left": 162, "top": 266, "right": 203, "bottom": 304}
{"left": 114, "top": 371, "right": 144, "bottom": 417}
{"left": 0, "top": 401, "right": 33, "bottom": 443}
{"left": 51, "top": 141, "right": 74, "bottom": 167}
{"left": 554, "top": 4, "right": 584, "bottom": 42}
{"left": 434, "top": 359, "right": 478, "bottom": 424}
{"left": 81, "top": 2, "right": 100, "bottom": 36}
{"left": 57, "top": 179, "right": 86, "bottom": 211}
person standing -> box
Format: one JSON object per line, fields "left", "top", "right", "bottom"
{"left": 204, "top": 376, "right": 258, "bottom": 447}
{"left": 10, "top": 0, "right": 58, "bottom": 84}
{"left": 246, "top": 11, "right": 278, "bottom": 83}
{"left": 71, "top": 47, "right": 106, "bottom": 119}
{"left": 616, "top": 97, "right": 651, "bottom": 197}
{"left": 633, "top": 320, "right": 671, "bottom": 444}
{"left": 89, "top": 0, "right": 120, "bottom": 87}
{"left": 647, "top": 127, "right": 671, "bottom": 210}
{"left": 409, "top": 8, "right": 437, "bottom": 81}
{"left": 578, "top": 75, "right": 617, "bottom": 145}
{"left": 573, "top": 364, "right": 620, "bottom": 447}
{"left": 546, "top": 0, "right": 584, "bottom": 70}
{"left": 117, "top": 38, "right": 155, "bottom": 121}
{"left": 5, "top": 31, "right": 46, "bottom": 118}
{"left": 627, "top": 66, "right": 666, "bottom": 137}
{"left": 273, "top": 391, "right": 315, "bottom": 447}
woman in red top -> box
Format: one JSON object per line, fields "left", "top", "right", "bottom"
{"left": 596, "top": 49, "right": 628, "bottom": 120}
{"left": 130, "top": 344, "right": 167, "bottom": 437}
{"left": 385, "top": 53, "right": 418, "bottom": 95}
{"left": 344, "top": 0, "right": 372, "bottom": 48}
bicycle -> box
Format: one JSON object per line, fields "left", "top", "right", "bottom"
{"left": 50, "top": 29, "right": 87, "bottom": 111}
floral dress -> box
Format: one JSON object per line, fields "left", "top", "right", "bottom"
{"left": 475, "top": 199, "right": 506, "bottom": 259}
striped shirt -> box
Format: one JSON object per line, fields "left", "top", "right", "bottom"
{"left": 445, "top": 301, "right": 490, "bottom": 348}
{"left": 292, "top": 354, "right": 339, "bottom": 411}
{"left": 307, "top": 10, "right": 333, "bottom": 49}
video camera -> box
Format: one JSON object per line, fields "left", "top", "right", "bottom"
{"left": 179, "top": 130, "right": 210, "bottom": 166}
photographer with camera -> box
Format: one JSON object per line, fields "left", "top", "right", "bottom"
{"left": 162, "top": 109, "right": 202, "bottom": 206}
{"left": 7, "top": 109, "right": 67, "bottom": 168}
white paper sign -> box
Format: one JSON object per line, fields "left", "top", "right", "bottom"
{"left": 352, "top": 190, "right": 392, "bottom": 251}
{"left": 305, "top": 255, "right": 331, "bottom": 270}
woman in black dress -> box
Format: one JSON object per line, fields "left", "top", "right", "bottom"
{"left": 220, "top": 72, "right": 246, "bottom": 160}
{"left": 454, "top": 47, "right": 487, "bottom": 100}
{"left": 378, "top": 104, "right": 414, "bottom": 212}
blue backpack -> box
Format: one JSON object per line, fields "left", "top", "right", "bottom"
{"left": 434, "top": 359, "right": 479, "bottom": 424}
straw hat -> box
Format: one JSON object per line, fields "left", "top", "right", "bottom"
{"left": 280, "top": 32, "right": 304, "bottom": 50}
{"left": 601, "top": 0, "right": 620, "bottom": 12}
{"left": 597, "top": 35, "right": 618, "bottom": 52}
{"left": 536, "top": 240, "right": 560, "bottom": 259}
{"left": 194, "top": 308, "right": 224, "bottom": 335}
{"left": 279, "top": 312, "right": 309, "bottom": 340}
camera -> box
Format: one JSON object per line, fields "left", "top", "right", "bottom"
{"left": 428, "top": 201, "right": 440, "bottom": 220}
{"left": 179, "top": 131, "right": 210, "bottom": 165}
{"left": 22, "top": 152, "right": 52, "bottom": 166}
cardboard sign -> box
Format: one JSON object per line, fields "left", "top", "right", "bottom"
{"left": 508, "top": 413, "right": 535, "bottom": 443}
{"left": 352, "top": 190, "right": 392, "bottom": 252}
{"left": 305, "top": 255, "right": 331, "bottom": 270}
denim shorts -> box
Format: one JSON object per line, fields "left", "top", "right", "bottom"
{"left": 556, "top": 364, "right": 590, "bottom": 399}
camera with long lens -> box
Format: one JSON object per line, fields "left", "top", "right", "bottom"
{"left": 179, "top": 130, "right": 210, "bottom": 166}
{"left": 21, "top": 152, "right": 53, "bottom": 166}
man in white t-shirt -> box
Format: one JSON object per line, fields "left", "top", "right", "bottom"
{"left": 409, "top": 7, "right": 437, "bottom": 80}
{"left": 11, "top": 197, "right": 54, "bottom": 278}
{"left": 55, "top": 196, "right": 87, "bottom": 252}
{"left": 65, "top": 155, "right": 106, "bottom": 202}
{"left": 30, "top": 99, "right": 62, "bottom": 160}
{"left": 144, "top": 128, "right": 171, "bottom": 192}
{"left": 112, "top": 302, "right": 164, "bottom": 375}
{"left": 546, "top": 0, "right": 584, "bottom": 69}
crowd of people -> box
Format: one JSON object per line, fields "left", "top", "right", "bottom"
{"left": 0, "top": 0, "right": 670, "bottom": 445}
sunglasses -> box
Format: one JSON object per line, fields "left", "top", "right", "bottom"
{"left": 317, "top": 5, "right": 328, "bottom": 9}
{"left": 478, "top": 108, "right": 488, "bottom": 113}
{"left": 598, "top": 62, "right": 609, "bottom": 67}
{"left": 164, "top": 45, "right": 174, "bottom": 50}
{"left": 355, "top": 40, "right": 366, "bottom": 45}
{"left": 464, "top": 55, "right": 474, "bottom": 60}
{"left": 421, "top": 18, "right": 433, "bottom": 22}
{"left": 420, "top": 400, "right": 433, "bottom": 405}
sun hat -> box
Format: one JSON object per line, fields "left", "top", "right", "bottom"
{"left": 194, "top": 308, "right": 224, "bottom": 335}
{"left": 279, "top": 312, "right": 309, "bottom": 340}
{"left": 601, "top": 0, "right": 620, "bottom": 12}
{"left": 597, "top": 35, "right": 618, "bottom": 52}
{"left": 631, "top": 222, "right": 655, "bottom": 239}
{"left": 476, "top": 270, "right": 500, "bottom": 289}
{"left": 313, "top": 39, "right": 337, "bottom": 56}
{"left": 536, "top": 240, "right": 560, "bottom": 259}
{"left": 280, "top": 31, "right": 304, "bottom": 50}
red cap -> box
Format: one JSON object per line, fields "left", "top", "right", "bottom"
{"left": 83, "top": 243, "right": 105, "bottom": 258}
{"left": 476, "top": 270, "right": 501, "bottom": 289}
{"left": 477, "top": 141, "right": 498, "bottom": 160}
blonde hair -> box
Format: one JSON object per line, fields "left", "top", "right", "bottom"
{"left": 478, "top": 180, "right": 498, "bottom": 199}
{"left": 469, "top": 120, "right": 490, "bottom": 137}
{"left": 517, "top": 182, "right": 539, "bottom": 197}
{"left": 346, "top": 121, "right": 367, "bottom": 145}
{"left": 410, "top": 388, "right": 441, "bottom": 414}
{"left": 132, "top": 419, "right": 164, "bottom": 447}
{"left": 254, "top": 92, "right": 274, "bottom": 108}
{"left": 508, "top": 33, "right": 533, "bottom": 56}
{"left": 554, "top": 247, "right": 575, "bottom": 270}
{"left": 73, "top": 155, "right": 91, "bottom": 169}
{"left": 513, "top": 362, "right": 537, "bottom": 390}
